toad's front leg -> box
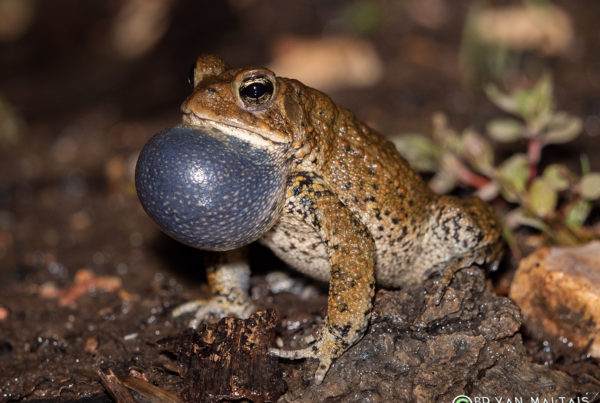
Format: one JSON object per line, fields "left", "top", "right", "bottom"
{"left": 172, "top": 248, "right": 255, "bottom": 328}
{"left": 270, "top": 173, "right": 376, "bottom": 384}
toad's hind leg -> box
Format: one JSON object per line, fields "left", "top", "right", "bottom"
{"left": 172, "top": 248, "right": 255, "bottom": 328}
{"left": 431, "top": 241, "right": 503, "bottom": 304}
{"left": 269, "top": 173, "right": 376, "bottom": 384}
{"left": 421, "top": 195, "right": 503, "bottom": 304}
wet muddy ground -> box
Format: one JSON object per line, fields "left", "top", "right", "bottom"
{"left": 1, "top": 0, "right": 599, "bottom": 401}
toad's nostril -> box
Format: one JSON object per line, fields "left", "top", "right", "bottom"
{"left": 135, "top": 125, "right": 288, "bottom": 251}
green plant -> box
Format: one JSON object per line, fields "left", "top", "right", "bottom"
{"left": 393, "top": 74, "right": 599, "bottom": 251}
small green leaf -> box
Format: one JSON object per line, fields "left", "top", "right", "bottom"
{"left": 485, "top": 84, "right": 518, "bottom": 114}
{"left": 392, "top": 134, "right": 442, "bottom": 172}
{"left": 529, "top": 178, "right": 557, "bottom": 218}
{"left": 432, "top": 113, "right": 462, "bottom": 153}
{"left": 544, "top": 112, "right": 582, "bottom": 144}
{"left": 515, "top": 74, "right": 554, "bottom": 121}
{"left": 580, "top": 172, "right": 600, "bottom": 200}
{"left": 429, "top": 159, "right": 458, "bottom": 195}
{"left": 581, "top": 155, "right": 591, "bottom": 175}
{"left": 542, "top": 164, "right": 570, "bottom": 191}
{"left": 496, "top": 153, "right": 528, "bottom": 202}
{"left": 486, "top": 118, "right": 524, "bottom": 142}
{"left": 553, "top": 229, "right": 579, "bottom": 246}
{"left": 565, "top": 199, "right": 592, "bottom": 229}
{"left": 343, "top": 0, "right": 384, "bottom": 34}
{"left": 462, "top": 129, "right": 494, "bottom": 172}
{"left": 515, "top": 213, "right": 550, "bottom": 233}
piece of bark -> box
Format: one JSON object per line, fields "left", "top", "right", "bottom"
{"left": 158, "top": 309, "right": 285, "bottom": 402}
{"left": 118, "top": 375, "right": 183, "bottom": 403}
{"left": 510, "top": 240, "right": 600, "bottom": 357}
{"left": 97, "top": 369, "right": 136, "bottom": 403}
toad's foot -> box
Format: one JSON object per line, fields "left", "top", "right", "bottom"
{"left": 172, "top": 248, "right": 253, "bottom": 329}
{"left": 431, "top": 241, "right": 504, "bottom": 305}
{"left": 172, "top": 292, "right": 255, "bottom": 329}
{"left": 270, "top": 326, "right": 345, "bottom": 385}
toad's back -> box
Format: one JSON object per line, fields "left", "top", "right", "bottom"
{"left": 260, "top": 82, "right": 500, "bottom": 288}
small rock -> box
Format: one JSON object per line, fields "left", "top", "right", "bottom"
{"left": 471, "top": 4, "right": 574, "bottom": 56}
{"left": 509, "top": 241, "right": 600, "bottom": 358}
{"left": 269, "top": 35, "right": 383, "bottom": 92}
{"left": 281, "top": 268, "right": 585, "bottom": 401}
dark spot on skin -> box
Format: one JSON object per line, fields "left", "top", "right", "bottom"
{"left": 334, "top": 324, "right": 352, "bottom": 338}
{"left": 451, "top": 217, "right": 461, "bottom": 242}
{"left": 384, "top": 210, "right": 390, "bottom": 216}
{"left": 371, "top": 183, "right": 378, "bottom": 191}
{"left": 378, "top": 226, "right": 384, "bottom": 232}
{"left": 391, "top": 218, "right": 399, "bottom": 224}
{"left": 299, "top": 196, "right": 314, "bottom": 211}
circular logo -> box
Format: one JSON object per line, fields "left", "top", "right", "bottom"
{"left": 452, "top": 396, "right": 472, "bottom": 403}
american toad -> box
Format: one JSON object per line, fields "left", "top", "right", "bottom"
{"left": 135, "top": 55, "right": 503, "bottom": 384}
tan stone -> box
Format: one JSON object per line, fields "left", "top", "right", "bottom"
{"left": 509, "top": 240, "right": 600, "bottom": 357}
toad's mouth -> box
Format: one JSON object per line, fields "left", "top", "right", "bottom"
{"left": 183, "top": 114, "right": 289, "bottom": 149}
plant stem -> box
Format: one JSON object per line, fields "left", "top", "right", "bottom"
{"left": 454, "top": 157, "right": 490, "bottom": 188}
{"left": 527, "top": 138, "right": 543, "bottom": 184}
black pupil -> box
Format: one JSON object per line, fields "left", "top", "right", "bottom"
{"left": 241, "top": 78, "right": 273, "bottom": 103}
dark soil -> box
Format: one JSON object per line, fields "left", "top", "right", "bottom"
{"left": 1, "top": 1, "right": 599, "bottom": 401}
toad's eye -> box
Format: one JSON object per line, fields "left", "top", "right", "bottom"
{"left": 239, "top": 75, "right": 275, "bottom": 108}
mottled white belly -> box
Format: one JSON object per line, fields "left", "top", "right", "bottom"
{"left": 260, "top": 213, "right": 330, "bottom": 282}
